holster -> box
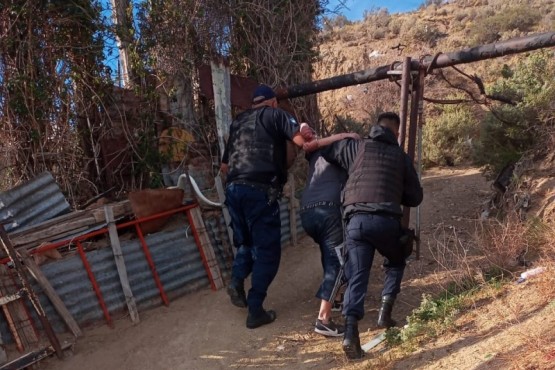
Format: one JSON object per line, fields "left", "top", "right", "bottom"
{"left": 399, "top": 228, "right": 417, "bottom": 259}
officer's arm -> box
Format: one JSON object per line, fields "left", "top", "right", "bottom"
{"left": 401, "top": 155, "right": 424, "bottom": 207}
{"left": 321, "top": 139, "right": 358, "bottom": 172}
{"left": 303, "top": 132, "right": 360, "bottom": 153}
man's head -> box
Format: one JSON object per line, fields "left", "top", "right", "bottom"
{"left": 252, "top": 84, "right": 277, "bottom": 108}
{"left": 377, "top": 112, "right": 401, "bottom": 137}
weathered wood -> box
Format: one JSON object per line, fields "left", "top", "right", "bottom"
{"left": 0, "top": 306, "right": 23, "bottom": 351}
{"left": 20, "top": 250, "right": 82, "bottom": 337}
{"left": 8, "top": 200, "right": 132, "bottom": 248}
{"left": 0, "top": 226, "right": 63, "bottom": 359}
{"left": 0, "top": 266, "right": 36, "bottom": 352}
{"left": 0, "top": 342, "right": 73, "bottom": 370}
{"left": 214, "top": 176, "right": 235, "bottom": 257}
{"left": 0, "top": 290, "right": 23, "bottom": 306}
{"left": 104, "top": 206, "right": 139, "bottom": 324}
{"left": 188, "top": 207, "right": 224, "bottom": 290}
{"left": 287, "top": 173, "right": 298, "bottom": 246}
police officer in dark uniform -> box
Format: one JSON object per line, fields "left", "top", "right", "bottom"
{"left": 322, "top": 112, "right": 423, "bottom": 359}
{"left": 221, "top": 84, "right": 305, "bottom": 329}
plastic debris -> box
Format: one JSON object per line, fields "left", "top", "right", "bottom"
{"left": 516, "top": 266, "right": 546, "bottom": 283}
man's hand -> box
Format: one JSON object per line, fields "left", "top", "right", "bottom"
{"left": 220, "top": 163, "right": 228, "bottom": 175}
{"left": 300, "top": 122, "right": 314, "bottom": 142}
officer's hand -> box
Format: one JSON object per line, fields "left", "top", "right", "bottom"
{"left": 344, "top": 133, "right": 360, "bottom": 140}
{"left": 300, "top": 122, "right": 314, "bottom": 142}
{"left": 303, "top": 140, "right": 319, "bottom": 153}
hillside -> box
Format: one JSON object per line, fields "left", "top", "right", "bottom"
{"left": 314, "top": 0, "right": 555, "bottom": 140}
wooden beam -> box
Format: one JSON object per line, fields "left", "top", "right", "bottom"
{"left": 187, "top": 207, "right": 224, "bottom": 290}
{"left": 214, "top": 176, "right": 235, "bottom": 257}
{"left": 104, "top": 206, "right": 140, "bottom": 324}
{"left": 19, "top": 250, "right": 83, "bottom": 337}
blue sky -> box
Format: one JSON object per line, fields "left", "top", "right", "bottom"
{"left": 327, "top": 0, "right": 422, "bottom": 20}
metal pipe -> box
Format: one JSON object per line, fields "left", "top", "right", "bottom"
{"left": 134, "top": 224, "right": 170, "bottom": 306}
{"left": 76, "top": 240, "right": 113, "bottom": 328}
{"left": 414, "top": 69, "right": 426, "bottom": 261}
{"left": 398, "top": 57, "right": 412, "bottom": 148}
{"left": 0, "top": 204, "right": 198, "bottom": 265}
{"left": 278, "top": 32, "right": 555, "bottom": 99}
{"left": 401, "top": 74, "right": 422, "bottom": 229}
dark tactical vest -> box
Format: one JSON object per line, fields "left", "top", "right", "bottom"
{"left": 343, "top": 139, "right": 405, "bottom": 207}
{"left": 227, "top": 107, "right": 279, "bottom": 185}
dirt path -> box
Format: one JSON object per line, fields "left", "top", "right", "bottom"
{"left": 41, "top": 167, "right": 492, "bottom": 370}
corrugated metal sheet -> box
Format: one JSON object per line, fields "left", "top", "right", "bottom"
{"left": 0, "top": 172, "right": 70, "bottom": 232}
{"left": 1, "top": 219, "right": 212, "bottom": 337}
{"left": 0, "top": 198, "right": 305, "bottom": 341}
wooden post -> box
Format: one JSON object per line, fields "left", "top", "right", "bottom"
{"left": 104, "top": 206, "right": 140, "bottom": 324}
{"left": 210, "top": 61, "right": 232, "bottom": 158}
{"left": 215, "top": 176, "right": 235, "bottom": 257}
{"left": 19, "top": 250, "right": 82, "bottom": 337}
{"left": 187, "top": 207, "right": 224, "bottom": 290}
{"left": 288, "top": 173, "right": 298, "bottom": 246}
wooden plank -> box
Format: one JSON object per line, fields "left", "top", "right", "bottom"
{"left": 104, "top": 206, "right": 139, "bottom": 324}
{"left": 8, "top": 200, "right": 132, "bottom": 247}
{"left": 188, "top": 207, "right": 224, "bottom": 290}
{"left": 14, "top": 223, "right": 91, "bottom": 249}
{"left": 214, "top": 176, "right": 235, "bottom": 257}
{"left": 19, "top": 250, "right": 82, "bottom": 337}
{"left": 91, "top": 200, "right": 131, "bottom": 223}
{"left": 0, "top": 290, "right": 23, "bottom": 306}
{"left": 0, "top": 342, "right": 73, "bottom": 370}
{"left": 288, "top": 173, "right": 298, "bottom": 246}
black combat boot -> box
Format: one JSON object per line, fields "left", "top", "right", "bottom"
{"left": 226, "top": 279, "right": 247, "bottom": 308}
{"left": 342, "top": 315, "right": 363, "bottom": 360}
{"left": 377, "top": 295, "right": 397, "bottom": 329}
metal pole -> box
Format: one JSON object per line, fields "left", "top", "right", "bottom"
{"left": 278, "top": 32, "right": 555, "bottom": 99}
{"left": 414, "top": 69, "right": 426, "bottom": 260}
{"left": 398, "top": 57, "right": 412, "bottom": 149}
{"left": 402, "top": 70, "right": 424, "bottom": 229}
{"left": 77, "top": 241, "right": 113, "bottom": 328}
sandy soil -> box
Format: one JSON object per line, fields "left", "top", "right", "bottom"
{"left": 39, "top": 167, "right": 495, "bottom": 370}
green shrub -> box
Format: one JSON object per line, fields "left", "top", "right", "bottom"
{"left": 469, "top": 5, "right": 541, "bottom": 45}
{"left": 423, "top": 103, "right": 479, "bottom": 167}
{"left": 476, "top": 51, "right": 555, "bottom": 174}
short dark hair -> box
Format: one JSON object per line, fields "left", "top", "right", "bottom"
{"left": 377, "top": 112, "right": 400, "bottom": 128}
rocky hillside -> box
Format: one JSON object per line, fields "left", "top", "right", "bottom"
{"left": 314, "top": 0, "right": 555, "bottom": 139}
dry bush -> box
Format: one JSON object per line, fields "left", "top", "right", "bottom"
{"left": 370, "top": 27, "right": 386, "bottom": 40}
{"left": 389, "top": 17, "right": 404, "bottom": 36}
{"left": 428, "top": 223, "right": 480, "bottom": 292}
{"left": 476, "top": 212, "right": 531, "bottom": 271}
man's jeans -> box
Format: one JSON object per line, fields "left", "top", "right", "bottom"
{"left": 225, "top": 183, "right": 281, "bottom": 316}
{"left": 300, "top": 205, "right": 343, "bottom": 302}
{"left": 342, "top": 213, "right": 406, "bottom": 320}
